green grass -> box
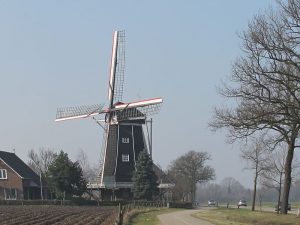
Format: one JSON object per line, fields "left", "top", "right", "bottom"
{"left": 257, "top": 201, "right": 300, "bottom": 208}
{"left": 216, "top": 201, "right": 300, "bottom": 208}
{"left": 193, "top": 207, "right": 300, "bottom": 225}
{"left": 127, "top": 208, "right": 183, "bottom": 225}
{"left": 291, "top": 202, "right": 300, "bottom": 208}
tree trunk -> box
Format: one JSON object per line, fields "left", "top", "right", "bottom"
{"left": 276, "top": 172, "right": 282, "bottom": 214}
{"left": 252, "top": 172, "right": 258, "bottom": 211}
{"left": 281, "top": 142, "right": 295, "bottom": 214}
{"left": 277, "top": 188, "right": 281, "bottom": 214}
{"left": 192, "top": 183, "right": 196, "bottom": 203}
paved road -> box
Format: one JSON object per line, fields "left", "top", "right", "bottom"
{"left": 158, "top": 205, "right": 299, "bottom": 225}
{"left": 158, "top": 209, "right": 214, "bottom": 225}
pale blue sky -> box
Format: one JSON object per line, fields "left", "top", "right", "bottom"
{"left": 0, "top": 0, "right": 276, "bottom": 188}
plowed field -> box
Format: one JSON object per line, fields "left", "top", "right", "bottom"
{"left": 0, "top": 205, "right": 116, "bottom": 225}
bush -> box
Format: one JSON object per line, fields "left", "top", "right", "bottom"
{"left": 168, "top": 201, "right": 193, "bottom": 209}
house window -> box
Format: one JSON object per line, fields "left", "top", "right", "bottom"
{"left": 4, "top": 188, "right": 17, "bottom": 200}
{"left": 122, "top": 154, "right": 129, "bottom": 162}
{"left": 0, "top": 169, "right": 7, "bottom": 179}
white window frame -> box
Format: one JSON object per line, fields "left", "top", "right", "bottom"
{"left": 122, "top": 137, "right": 130, "bottom": 143}
{"left": 0, "top": 169, "right": 7, "bottom": 179}
{"left": 122, "top": 154, "right": 129, "bottom": 162}
{"left": 4, "top": 188, "right": 17, "bottom": 200}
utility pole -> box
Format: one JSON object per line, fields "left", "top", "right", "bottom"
{"left": 40, "top": 172, "right": 43, "bottom": 200}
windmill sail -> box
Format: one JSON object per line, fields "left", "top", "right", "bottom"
{"left": 110, "top": 98, "right": 163, "bottom": 121}
{"left": 55, "top": 104, "right": 104, "bottom": 122}
{"left": 108, "top": 30, "right": 125, "bottom": 109}
{"left": 113, "top": 31, "right": 125, "bottom": 103}
{"left": 114, "top": 98, "right": 162, "bottom": 111}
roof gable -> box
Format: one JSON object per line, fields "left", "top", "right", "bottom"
{"left": 0, "top": 151, "right": 40, "bottom": 185}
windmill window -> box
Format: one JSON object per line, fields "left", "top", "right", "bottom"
{"left": 122, "top": 154, "right": 129, "bottom": 162}
{"left": 0, "top": 169, "right": 7, "bottom": 179}
{"left": 122, "top": 138, "right": 130, "bottom": 144}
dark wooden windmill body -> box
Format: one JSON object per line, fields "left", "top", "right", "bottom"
{"left": 55, "top": 31, "right": 163, "bottom": 200}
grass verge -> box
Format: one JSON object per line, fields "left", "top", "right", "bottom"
{"left": 192, "top": 207, "right": 300, "bottom": 225}
{"left": 126, "top": 208, "right": 183, "bottom": 225}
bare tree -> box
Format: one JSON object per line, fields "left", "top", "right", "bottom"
{"left": 198, "top": 178, "right": 254, "bottom": 204}
{"left": 197, "top": 183, "right": 222, "bottom": 203}
{"left": 261, "top": 145, "right": 300, "bottom": 213}
{"left": 261, "top": 148, "right": 286, "bottom": 213}
{"left": 221, "top": 177, "right": 248, "bottom": 202}
{"left": 240, "top": 136, "right": 269, "bottom": 211}
{"left": 27, "top": 148, "right": 57, "bottom": 175}
{"left": 168, "top": 150, "right": 215, "bottom": 202}
{"left": 76, "top": 149, "right": 98, "bottom": 183}
{"left": 167, "top": 169, "right": 190, "bottom": 202}
{"left": 27, "top": 148, "right": 57, "bottom": 200}
{"left": 210, "top": 0, "right": 300, "bottom": 214}
{"left": 76, "top": 149, "right": 103, "bottom": 203}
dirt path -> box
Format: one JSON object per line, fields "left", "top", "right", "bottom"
{"left": 158, "top": 209, "right": 214, "bottom": 225}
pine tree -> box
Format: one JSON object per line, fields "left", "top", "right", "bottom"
{"left": 47, "top": 150, "right": 87, "bottom": 199}
{"left": 132, "top": 151, "right": 158, "bottom": 200}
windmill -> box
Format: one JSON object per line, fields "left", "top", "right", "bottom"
{"left": 55, "top": 30, "right": 163, "bottom": 200}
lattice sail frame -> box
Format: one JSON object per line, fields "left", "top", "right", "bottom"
{"left": 108, "top": 30, "right": 125, "bottom": 109}
{"left": 55, "top": 104, "right": 104, "bottom": 122}
{"left": 110, "top": 102, "right": 162, "bottom": 121}
{"left": 107, "top": 97, "right": 163, "bottom": 121}
{"left": 113, "top": 31, "right": 125, "bottom": 103}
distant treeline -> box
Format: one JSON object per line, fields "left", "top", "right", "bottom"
{"left": 197, "top": 177, "right": 300, "bottom": 203}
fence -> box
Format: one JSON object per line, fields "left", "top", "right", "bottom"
{"left": 0, "top": 199, "right": 71, "bottom": 205}
{"left": 115, "top": 201, "right": 193, "bottom": 225}
{"left": 115, "top": 201, "right": 167, "bottom": 225}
